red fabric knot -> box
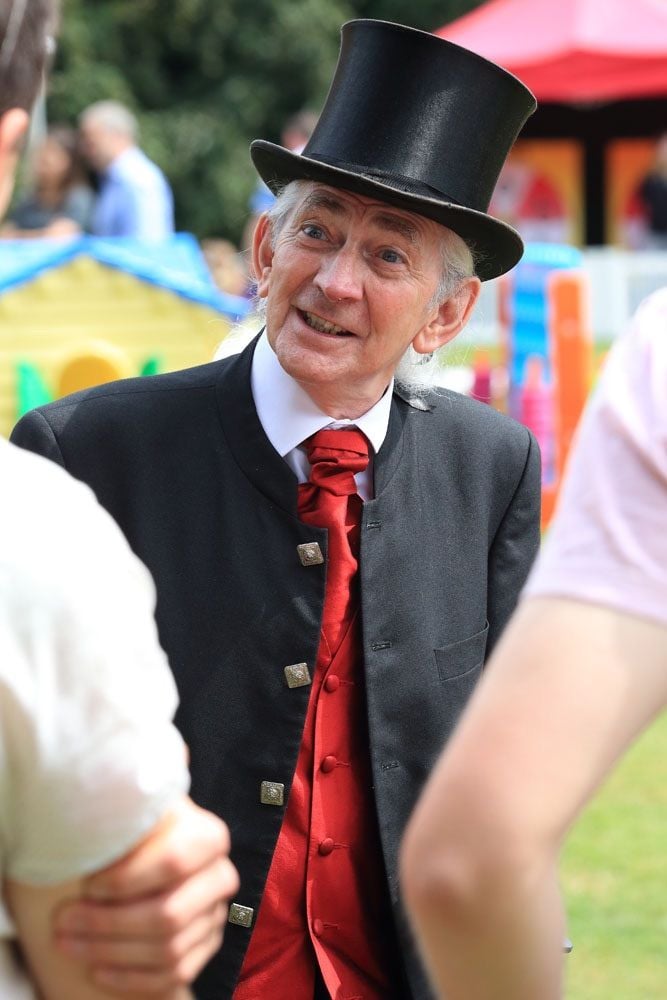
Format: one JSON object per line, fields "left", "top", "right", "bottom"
{"left": 301, "top": 428, "right": 370, "bottom": 498}
{"left": 298, "top": 429, "right": 370, "bottom": 655}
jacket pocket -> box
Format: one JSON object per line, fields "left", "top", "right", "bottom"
{"left": 433, "top": 621, "right": 489, "bottom": 683}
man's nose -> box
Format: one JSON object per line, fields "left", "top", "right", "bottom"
{"left": 313, "top": 248, "right": 364, "bottom": 302}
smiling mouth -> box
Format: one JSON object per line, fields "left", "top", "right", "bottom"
{"left": 299, "top": 309, "right": 353, "bottom": 337}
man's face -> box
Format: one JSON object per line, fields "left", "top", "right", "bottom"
{"left": 254, "top": 184, "right": 464, "bottom": 417}
{"left": 79, "top": 119, "right": 116, "bottom": 171}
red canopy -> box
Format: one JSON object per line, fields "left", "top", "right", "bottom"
{"left": 437, "top": 0, "right": 667, "bottom": 102}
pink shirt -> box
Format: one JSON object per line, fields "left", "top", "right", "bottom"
{"left": 525, "top": 288, "right": 667, "bottom": 628}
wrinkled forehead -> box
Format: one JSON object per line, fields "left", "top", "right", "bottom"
{"left": 293, "top": 181, "right": 444, "bottom": 244}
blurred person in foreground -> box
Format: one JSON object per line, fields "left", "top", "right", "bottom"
{"left": 79, "top": 99, "right": 173, "bottom": 240}
{"left": 0, "top": 1, "right": 238, "bottom": 996}
{"left": 11, "top": 20, "right": 541, "bottom": 998}
{"left": 401, "top": 287, "right": 667, "bottom": 999}
{"left": 1, "top": 124, "right": 93, "bottom": 237}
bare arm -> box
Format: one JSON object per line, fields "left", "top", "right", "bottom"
{"left": 401, "top": 596, "right": 667, "bottom": 1000}
{"left": 7, "top": 796, "right": 238, "bottom": 998}
{"left": 50, "top": 796, "right": 239, "bottom": 995}
{"left": 6, "top": 878, "right": 191, "bottom": 1000}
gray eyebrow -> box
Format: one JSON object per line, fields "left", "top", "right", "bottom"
{"left": 298, "top": 192, "right": 420, "bottom": 245}
{"left": 299, "top": 192, "right": 348, "bottom": 217}
{"left": 372, "top": 212, "right": 420, "bottom": 245}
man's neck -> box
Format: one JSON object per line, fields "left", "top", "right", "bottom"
{"left": 250, "top": 332, "right": 394, "bottom": 460}
{"left": 105, "top": 141, "right": 134, "bottom": 170}
{"left": 295, "top": 382, "right": 388, "bottom": 421}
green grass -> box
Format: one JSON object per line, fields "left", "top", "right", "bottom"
{"left": 561, "top": 713, "right": 667, "bottom": 999}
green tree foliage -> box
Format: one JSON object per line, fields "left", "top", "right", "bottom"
{"left": 49, "top": 0, "right": 482, "bottom": 241}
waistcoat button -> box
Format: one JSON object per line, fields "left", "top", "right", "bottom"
{"left": 320, "top": 755, "right": 337, "bottom": 773}
{"left": 324, "top": 674, "right": 340, "bottom": 692}
{"left": 318, "top": 837, "right": 335, "bottom": 856}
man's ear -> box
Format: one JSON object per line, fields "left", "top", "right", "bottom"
{"left": 0, "top": 108, "right": 30, "bottom": 218}
{"left": 413, "top": 277, "right": 481, "bottom": 355}
{"left": 251, "top": 212, "right": 274, "bottom": 298}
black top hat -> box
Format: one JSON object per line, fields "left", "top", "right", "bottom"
{"left": 251, "top": 20, "right": 537, "bottom": 281}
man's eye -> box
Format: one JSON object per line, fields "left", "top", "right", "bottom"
{"left": 302, "top": 224, "right": 326, "bottom": 240}
{"left": 379, "top": 248, "right": 404, "bottom": 264}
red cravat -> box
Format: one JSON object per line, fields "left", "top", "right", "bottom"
{"left": 298, "top": 428, "right": 370, "bottom": 656}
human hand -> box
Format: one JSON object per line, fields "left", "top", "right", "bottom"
{"left": 53, "top": 797, "right": 239, "bottom": 994}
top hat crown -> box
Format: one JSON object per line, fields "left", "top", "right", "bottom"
{"left": 251, "top": 20, "right": 537, "bottom": 280}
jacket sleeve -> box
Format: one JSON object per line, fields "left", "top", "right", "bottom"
{"left": 10, "top": 409, "right": 67, "bottom": 468}
{"left": 486, "top": 429, "right": 541, "bottom": 657}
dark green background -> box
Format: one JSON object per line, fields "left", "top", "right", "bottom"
{"left": 48, "top": 0, "right": 482, "bottom": 241}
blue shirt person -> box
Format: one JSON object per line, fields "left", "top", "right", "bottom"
{"left": 80, "top": 100, "right": 174, "bottom": 240}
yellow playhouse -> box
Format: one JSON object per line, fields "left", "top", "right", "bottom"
{"left": 0, "top": 234, "right": 250, "bottom": 437}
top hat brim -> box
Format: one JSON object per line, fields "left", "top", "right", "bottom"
{"left": 251, "top": 140, "right": 524, "bottom": 282}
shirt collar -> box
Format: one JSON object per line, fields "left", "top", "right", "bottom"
{"left": 250, "top": 330, "right": 393, "bottom": 457}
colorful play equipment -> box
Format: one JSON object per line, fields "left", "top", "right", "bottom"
{"left": 0, "top": 234, "right": 250, "bottom": 437}
{"left": 475, "top": 243, "right": 594, "bottom": 528}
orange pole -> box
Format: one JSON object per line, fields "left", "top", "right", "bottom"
{"left": 548, "top": 270, "right": 593, "bottom": 481}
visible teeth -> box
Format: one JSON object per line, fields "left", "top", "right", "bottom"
{"left": 303, "top": 311, "right": 349, "bottom": 335}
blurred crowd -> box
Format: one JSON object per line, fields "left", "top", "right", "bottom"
{"left": 2, "top": 100, "right": 173, "bottom": 242}
{"left": 5, "top": 92, "right": 667, "bottom": 307}
{"left": 0, "top": 101, "right": 320, "bottom": 302}
{"left": 5, "top": 98, "right": 665, "bottom": 306}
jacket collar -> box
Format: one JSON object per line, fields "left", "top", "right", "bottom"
{"left": 215, "top": 334, "right": 417, "bottom": 511}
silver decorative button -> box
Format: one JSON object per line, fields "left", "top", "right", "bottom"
{"left": 228, "top": 903, "right": 254, "bottom": 928}
{"left": 260, "top": 780, "right": 285, "bottom": 806}
{"left": 284, "top": 662, "right": 311, "bottom": 689}
{"left": 297, "top": 542, "right": 324, "bottom": 566}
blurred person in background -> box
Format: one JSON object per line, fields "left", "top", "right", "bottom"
{"left": 79, "top": 99, "right": 173, "bottom": 240}
{"left": 1, "top": 124, "right": 93, "bottom": 237}
{"left": 401, "top": 288, "right": 667, "bottom": 1000}
{"left": 241, "top": 108, "right": 318, "bottom": 256}
{"left": 201, "top": 237, "right": 250, "bottom": 298}
{"left": 638, "top": 132, "right": 667, "bottom": 250}
{"left": 0, "top": 1, "right": 238, "bottom": 996}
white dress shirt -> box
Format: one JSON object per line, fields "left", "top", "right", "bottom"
{"left": 250, "top": 332, "right": 393, "bottom": 501}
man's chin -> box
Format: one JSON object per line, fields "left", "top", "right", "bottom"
{"left": 276, "top": 347, "right": 340, "bottom": 387}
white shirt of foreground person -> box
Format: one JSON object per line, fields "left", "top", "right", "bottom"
{"left": 526, "top": 286, "right": 667, "bottom": 620}
{"left": 0, "top": 438, "right": 189, "bottom": 998}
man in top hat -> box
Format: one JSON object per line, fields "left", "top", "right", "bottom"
{"left": 12, "top": 20, "right": 541, "bottom": 1000}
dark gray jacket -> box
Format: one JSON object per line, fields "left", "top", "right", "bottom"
{"left": 11, "top": 339, "right": 541, "bottom": 999}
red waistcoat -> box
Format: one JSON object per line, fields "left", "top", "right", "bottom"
{"left": 235, "top": 432, "right": 398, "bottom": 1000}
